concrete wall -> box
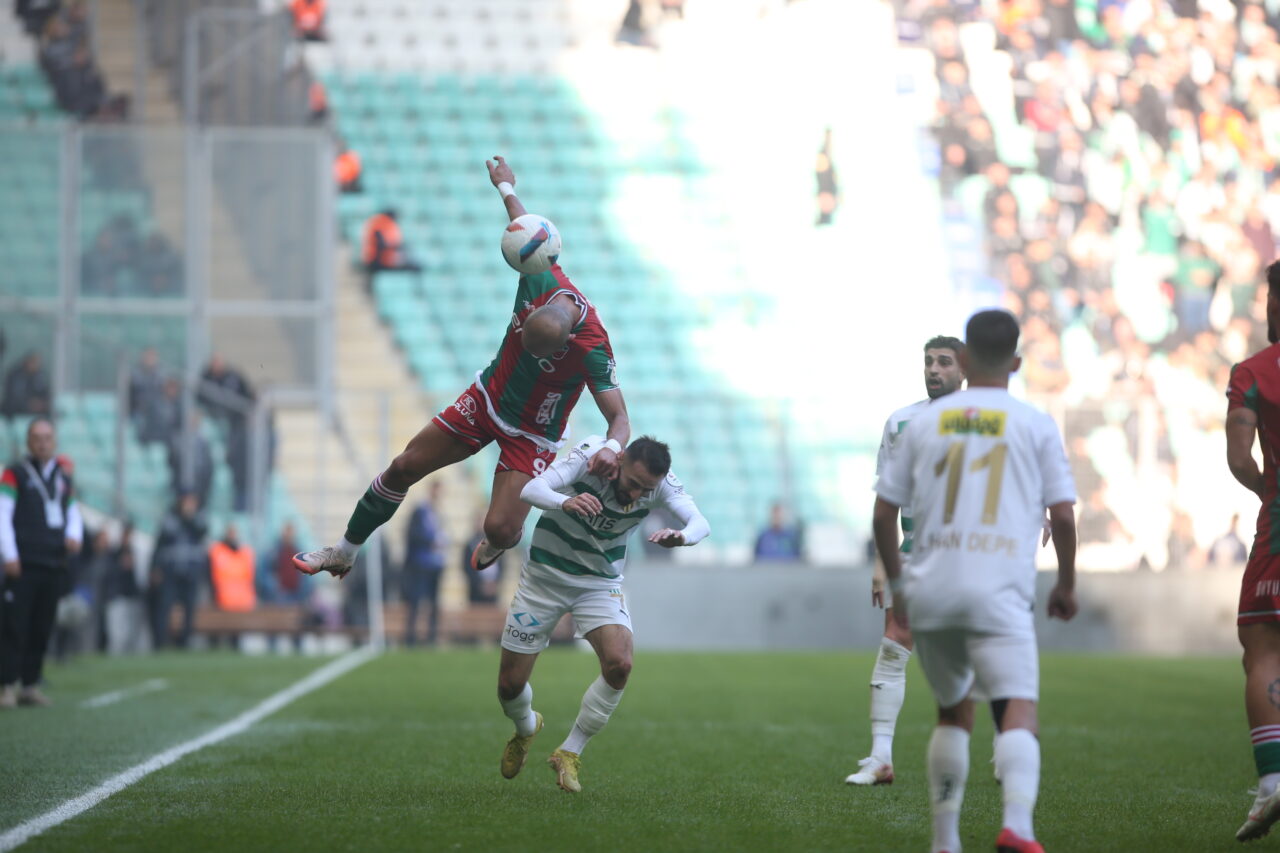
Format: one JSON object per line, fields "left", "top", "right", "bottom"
{"left": 622, "top": 562, "right": 1243, "bottom": 656}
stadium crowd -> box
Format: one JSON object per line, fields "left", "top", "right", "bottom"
{"left": 899, "top": 0, "right": 1278, "bottom": 566}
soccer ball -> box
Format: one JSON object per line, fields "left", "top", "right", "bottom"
{"left": 500, "top": 214, "right": 561, "bottom": 275}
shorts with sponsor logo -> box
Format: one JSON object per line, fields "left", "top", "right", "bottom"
{"left": 913, "top": 628, "right": 1039, "bottom": 708}
{"left": 1239, "top": 550, "right": 1280, "bottom": 625}
{"left": 500, "top": 561, "right": 631, "bottom": 654}
{"left": 432, "top": 383, "right": 556, "bottom": 478}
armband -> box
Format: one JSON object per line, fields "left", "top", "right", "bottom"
{"left": 603, "top": 439, "right": 622, "bottom": 454}
{"left": 496, "top": 181, "right": 515, "bottom": 199}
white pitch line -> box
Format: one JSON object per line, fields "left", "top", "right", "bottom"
{"left": 0, "top": 646, "right": 378, "bottom": 853}
{"left": 79, "top": 679, "right": 170, "bottom": 710}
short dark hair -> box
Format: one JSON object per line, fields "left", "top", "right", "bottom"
{"left": 625, "top": 436, "right": 671, "bottom": 477}
{"left": 964, "top": 309, "right": 1020, "bottom": 370}
{"left": 923, "top": 335, "right": 964, "bottom": 357}
{"left": 1267, "top": 260, "right": 1280, "bottom": 298}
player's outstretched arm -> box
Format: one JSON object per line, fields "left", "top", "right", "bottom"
{"left": 1226, "top": 407, "right": 1264, "bottom": 498}
{"left": 487, "top": 155, "right": 528, "bottom": 222}
{"left": 651, "top": 482, "right": 710, "bottom": 548}
{"left": 1046, "top": 501, "right": 1077, "bottom": 621}
{"left": 587, "top": 388, "right": 631, "bottom": 479}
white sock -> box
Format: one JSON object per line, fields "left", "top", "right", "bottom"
{"left": 560, "top": 676, "right": 624, "bottom": 755}
{"left": 995, "top": 728, "right": 1040, "bottom": 840}
{"left": 1264, "top": 773, "right": 1280, "bottom": 797}
{"left": 499, "top": 683, "right": 539, "bottom": 737}
{"left": 337, "top": 536, "right": 360, "bottom": 560}
{"left": 928, "top": 725, "right": 970, "bottom": 853}
{"left": 869, "top": 637, "right": 911, "bottom": 764}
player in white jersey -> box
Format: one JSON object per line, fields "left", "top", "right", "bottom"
{"left": 847, "top": 335, "right": 965, "bottom": 786}
{"left": 492, "top": 435, "right": 710, "bottom": 793}
{"left": 874, "top": 310, "right": 1078, "bottom": 853}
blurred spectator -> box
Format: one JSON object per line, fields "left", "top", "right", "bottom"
{"left": 361, "top": 209, "right": 422, "bottom": 287}
{"left": 128, "top": 348, "right": 168, "bottom": 443}
{"left": 335, "top": 142, "right": 363, "bottom": 194}
{"left": 753, "top": 502, "right": 803, "bottom": 562}
{"left": 101, "top": 522, "right": 148, "bottom": 654}
{"left": 167, "top": 410, "right": 213, "bottom": 510}
{"left": 1166, "top": 510, "right": 1205, "bottom": 572}
{"left": 289, "top": 0, "right": 327, "bottom": 41}
{"left": 209, "top": 522, "right": 255, "bottom": 613}
{"left": 815, "top": 128, "right": 838, "bottom": 226}
{"left": 463, "top": 512, "right": 503, "bottom": 604}
{"left": 268, "top": 521, "right": 307, "bottom": 604}
{"left": 149, "top": 493, "right": 207, "bottom": 649}
{"left": 1076, "top": 486, "right": 1127, "bottom": 546}
{"left": 1, "top": 351, "right": 51, "bottom": 418}
{"left": 198, "top": 355, "right": 254, "bottom": 512}
{"left": 1171, "top": 239, "right": 1220, "bottom": 338}
{"left": 16, "top": 0, "right": 62, "bottom": 36}
{"left": 307, "top": 81, "right": 329, "bottom": 124}
{"left": 137, "top": 231, "right": 183, "bottom": 296}
{"left": 1209, "top": 513, "right": 1250, "bottom": 570}
{"left": 403, "top": 483, "right": 446, "bottom": 645}
{"left": 616, "top": 0, "right": 656, "bottom": 48}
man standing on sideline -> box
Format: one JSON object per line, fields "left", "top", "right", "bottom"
{"left": 848, "top": 335, "right": 964, "bottom": 785}
{"left": 1226, "top": 260, "right": 1280, "bottom": 842}
{"left": 0, "top": 418, "right": 83, "bottom": 707}
{"left": 495, "top": 435, "right": 709, "bottom": 794}
{"left": 403, "top": 481, "right": 447, "bottom": 646}
{"left": 873, "top": 310, "right": 1077, "bottom": 853}
{"left": 294, "top": 156, "right": 629, "bottom": 583}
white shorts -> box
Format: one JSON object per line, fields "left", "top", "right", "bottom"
{"left": 912, "top": 628, "right": 1039, "bottom": 708}
{"left": 500, "top": 562, "right": 632, "bottom": 654}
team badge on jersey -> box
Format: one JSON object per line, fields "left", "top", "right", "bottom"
{"left": 665, "top": 471, "right": 685, "bottom": 494}
{"left": 938, "top": 408, "right": 1006, "bottom": 437}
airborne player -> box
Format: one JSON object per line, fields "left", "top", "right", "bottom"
{"left": 294, "top": 156, "right": 630, "bottom": 580}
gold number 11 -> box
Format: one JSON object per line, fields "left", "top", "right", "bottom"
{"left": 934, "top": 442, "right": 1008, "bottom": 524}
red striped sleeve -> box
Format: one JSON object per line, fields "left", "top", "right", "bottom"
{"left": 0, "top": 468, "right": 16, "bottom": 499}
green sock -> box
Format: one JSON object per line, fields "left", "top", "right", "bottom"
{"left": 344, "top": 475, "right": 406, "bottom": 545}
{"left": 1255, "top": 740, "right": 1280, "bottom": 777}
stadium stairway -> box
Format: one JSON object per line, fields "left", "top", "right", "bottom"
{"left": 92, "top": 0, "right": 181, "bottom": 124}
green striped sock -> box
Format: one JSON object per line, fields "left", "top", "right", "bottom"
{"left": 343, "top": 474, "right": 406, "bottom": 545}
{"left": 1253, "top": 737, "right": 1280, "bottom": 777}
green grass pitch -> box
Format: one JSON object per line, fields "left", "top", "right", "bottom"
{"left": 0, "top": 648, "right": 1254, "bottom": 851}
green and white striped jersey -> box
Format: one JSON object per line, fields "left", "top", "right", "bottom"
{"left": 523, "top": 436, "right": 705, "bottom": 582}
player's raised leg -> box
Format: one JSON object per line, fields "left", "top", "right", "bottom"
{"left": 848, "top": 608, "right": 912, "bottom": 785}
{"left": 992, "top": 700, "right": 1044, "bottom": 853}
{"left": 549, "top": 623, "right": 631, "bottom": 794}
{"left": 497, "top": 648, "right": 543, "bottom": 779}
{"left": 294, "top": 422, "right": 474, "bottom": 578}
{"left": 1237, "top": 623, "right": 1280, "bottom": 841}
{"left": 470, "top": 469, "right": 537, "bottom": 570}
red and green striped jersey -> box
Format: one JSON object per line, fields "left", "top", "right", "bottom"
{"left": 477, "top": 265, "right": 617, "bottom": 445}
{"left": 1228, "top": 342, "right": 1280, "bottom": 553}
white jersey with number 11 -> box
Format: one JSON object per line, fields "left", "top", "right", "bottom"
{"left": 875, "top": 387, "right": 1076, "bottom": 635}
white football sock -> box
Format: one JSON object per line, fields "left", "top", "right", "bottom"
{"left": 928, "top": 725, "right": 970, "bottom": 853}
{"left": 561, "top": 675, "right": 624, "bottom": 755}
{"left": 337, "top": 536, "right": 360, "bottom": 560}
{"left": 995, "top": 728, "right": 1040, "bottom": 840}
{"left": 869, "top": 637, "right": 911, "bottom": 764}
{"left": 1263, "top": 773, "right": 1280, "bottom": 797}
{"left": 499, "top": 683, "right": 539, "bottom": 737}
